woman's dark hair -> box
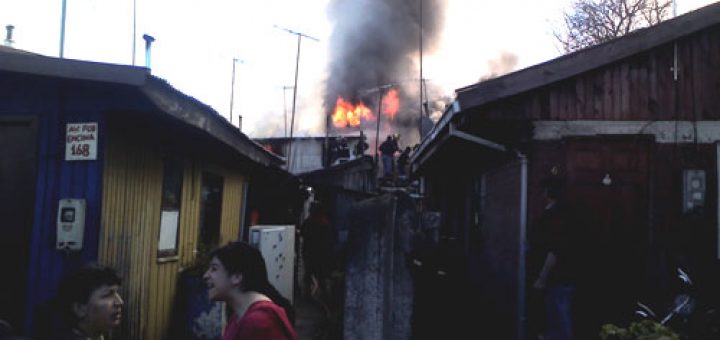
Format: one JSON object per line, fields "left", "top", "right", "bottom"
{"left": 56, "top": 264, "right": 121, "bottom": 325}
{"left": 210, "top": 242, "right": 295, "bottom": 322}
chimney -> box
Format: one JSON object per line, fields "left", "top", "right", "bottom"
{"left": 142, "top": 34, "right": 155, "bottom": 68}
{"left": 4, "top": 25, "right": 15, "bottom": 47}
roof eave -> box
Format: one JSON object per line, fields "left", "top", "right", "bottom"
{"left": 0, "top": 49, "right": 285, "bottom": 169}
{"left": 0, "top": 51, "right": 149, "bottom": 86}
{"left": 140, "top": 77, "right": 285, "bottom": 167}
{"left": 456, "top": 1, "right": 720, "bottom": 111}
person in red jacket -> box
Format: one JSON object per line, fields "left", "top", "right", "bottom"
{"left": 204, "top": 242, "right": 297, "bottom": 340}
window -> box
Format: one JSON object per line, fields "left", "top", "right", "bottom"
{"left": 198, "top": 172, "right": 224, "bottom": 249}
{"left": 158, "top": 159, "right": 183, "bottom": 258}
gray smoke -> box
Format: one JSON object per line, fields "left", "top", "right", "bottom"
{"left": 324, "top": 0, "right": 446, "bottom": 141}
{"left": 479, "top": 51, "right": 519, "bottom": 81}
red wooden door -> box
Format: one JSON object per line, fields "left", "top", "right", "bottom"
{"left": 565, "top": 136, "right": 651, "bottom": 333}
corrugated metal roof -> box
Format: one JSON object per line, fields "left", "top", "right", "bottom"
{"left": 0, "top": 49, "right": 284, "bottom": 168}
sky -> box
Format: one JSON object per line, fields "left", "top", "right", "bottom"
{"left": 1, "top": 0, "right": 716, "bottom": 138}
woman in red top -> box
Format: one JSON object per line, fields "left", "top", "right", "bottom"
{"left": 204, "top": 242, "right": 297, "bottom": 340}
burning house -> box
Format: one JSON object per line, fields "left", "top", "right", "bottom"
{"left": 322, "top": 0, "right": 447, "bottom": 153}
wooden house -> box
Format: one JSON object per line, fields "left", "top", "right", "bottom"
{"left": 0, "top": 49, "right": 287, "bottom": 339}
{"left": 411, "top": 3, "right": 720, "bottom": 339}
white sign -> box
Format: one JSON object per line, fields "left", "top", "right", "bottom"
{"left": 65, "top": 123, "right": 98, "bottom": 161}
{"left": 158, "top": 210, "right": 180, "bottom": 252}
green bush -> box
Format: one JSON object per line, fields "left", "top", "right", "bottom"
{"left": 600, "top": 320, "right": 679, "bottom": 340}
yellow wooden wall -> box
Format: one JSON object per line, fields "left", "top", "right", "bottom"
{"left": 99, "top": 128, "right": 246, "bottom": 339}
{"left": 220, "top": 173, "right": 245, "bottom": 245}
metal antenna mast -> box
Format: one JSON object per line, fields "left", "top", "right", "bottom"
{"left": 274, "top": 25, "right": 319, "bottom": 169}
{"left": 229, "top": 58, "right": 245, "bottom": 126}
{"left": 419, "top": 0, "right": 424, "bottom": 137}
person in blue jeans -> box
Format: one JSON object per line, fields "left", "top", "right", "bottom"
{"left": 531, "top": 176, "right": 577, "bottom": 340}
{"left": 378, "top": 135, "right": 399, "bottom": 178}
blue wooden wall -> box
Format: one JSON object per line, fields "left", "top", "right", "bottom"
{"left": 0, "top": 71, "right": 150, "bottom": 333}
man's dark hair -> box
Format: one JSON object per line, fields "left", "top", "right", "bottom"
{"left": 56, "top": 264, "right": 121, "bottom": 324}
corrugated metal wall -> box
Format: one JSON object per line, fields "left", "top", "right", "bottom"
{"left": 178, "top": 161, "right": 202, "bottom": 267}
{"left": 9, "top": 77, "right": 125, "bottom": 334}
{"left": 145, "top": 159, "right": 205, "bottom": 340}
{"left": 100, "top": 127, "right": 246, "bottom": 339}
{"left": 99, "top": 132, "right": 162, "bottom": 339}
{"left": 220, "top": 173, "right": 245, "bottom": 244}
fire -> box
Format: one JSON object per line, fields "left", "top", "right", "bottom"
{"left": 332, "top": 97, "right": 374, "bottom": 128}
{"left": 331, "top": 89, "right": 401, "bottom": 128}
{"left": 382, "top": 89, "right": 399, "bottom": 120}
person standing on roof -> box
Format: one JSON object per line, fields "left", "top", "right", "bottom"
{"left": 379, "top": 135, "right": 399, "bottom": 179}
{"left": 354, "top": 131, "right": 369, "bottom": 157}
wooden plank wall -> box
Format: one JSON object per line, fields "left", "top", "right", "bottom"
{"left": 100, "top": 126, "right": 246, "bottom": 339}
{"left": 490, "top": 25, "right": 720, "bottom": 121}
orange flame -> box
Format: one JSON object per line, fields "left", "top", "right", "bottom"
{"left": 332, "top": 97, "right": 374, "bottom": 128}
{"left": 382, "top": 89, "right": 399, "bottom": 121}
{"left": 332, "top": 90, "right": 401, "bottom": 128}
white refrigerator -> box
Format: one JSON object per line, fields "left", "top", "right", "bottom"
{"left": 249, "top": 225, "right": 296, "bottom": 303}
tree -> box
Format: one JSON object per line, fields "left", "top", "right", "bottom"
{"left": 555, "top": 0, "right": 673, "bottom": 53}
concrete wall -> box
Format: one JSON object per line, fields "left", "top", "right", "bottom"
{"left": 343, "top": 193, "right": 414, "bottom": 340}
{"left": 477, "top": 161, "right": 525, "bottom": 340}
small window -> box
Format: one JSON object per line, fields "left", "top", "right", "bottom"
{"left": 158, "top": 159, "right": 183, "bottom": 258}
{"left": 199, "top": 172, "right": 224, "bottom": 249}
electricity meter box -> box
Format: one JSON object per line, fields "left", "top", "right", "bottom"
{"left": 57, "top": 199, "right": 86, "bottom": 251}
{"left": 249, "top": 225, "right": 295, "bottom": 303}
{"left": 683, "top": 170, "right": 706, "bottom": 213}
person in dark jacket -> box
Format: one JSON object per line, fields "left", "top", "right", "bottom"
{"left": 379, "top": 135, "right": 399, "bottom": 178}
{"left": 301, "top": 203, "right": 335, "bottom": 294}
{"left": 337, "top": 137, "right": 350, "bottom": 160}
{"left": 354, "top": 131, "right": 369, "bottom": 157}
{"left": 530, "top": 176, "right": 578, "bottom": 340}
{"left": 397, "top": 146, "right": 411, "bottom": 178}
{"left": 55, "top": 265, "right": 124, "bottom": 340}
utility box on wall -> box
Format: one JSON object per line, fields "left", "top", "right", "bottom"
{"left": 57, "top": 199, "right": 86, "bottom": 251}
{"left": 683, "top": 169, "right": 706, "bottom": 213}
{"left": 249, "top": 225, "right": 295, "bottom": 303}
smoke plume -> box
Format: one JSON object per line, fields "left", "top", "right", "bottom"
{"left": 479, "top": 51, "right": 519, "bottom": 81}
{"left": 324, "top": 0, "right": 446, "bottom": 146}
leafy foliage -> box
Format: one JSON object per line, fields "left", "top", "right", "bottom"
{"left": 600, "top": 320, "right": 680, "bottom": 340}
